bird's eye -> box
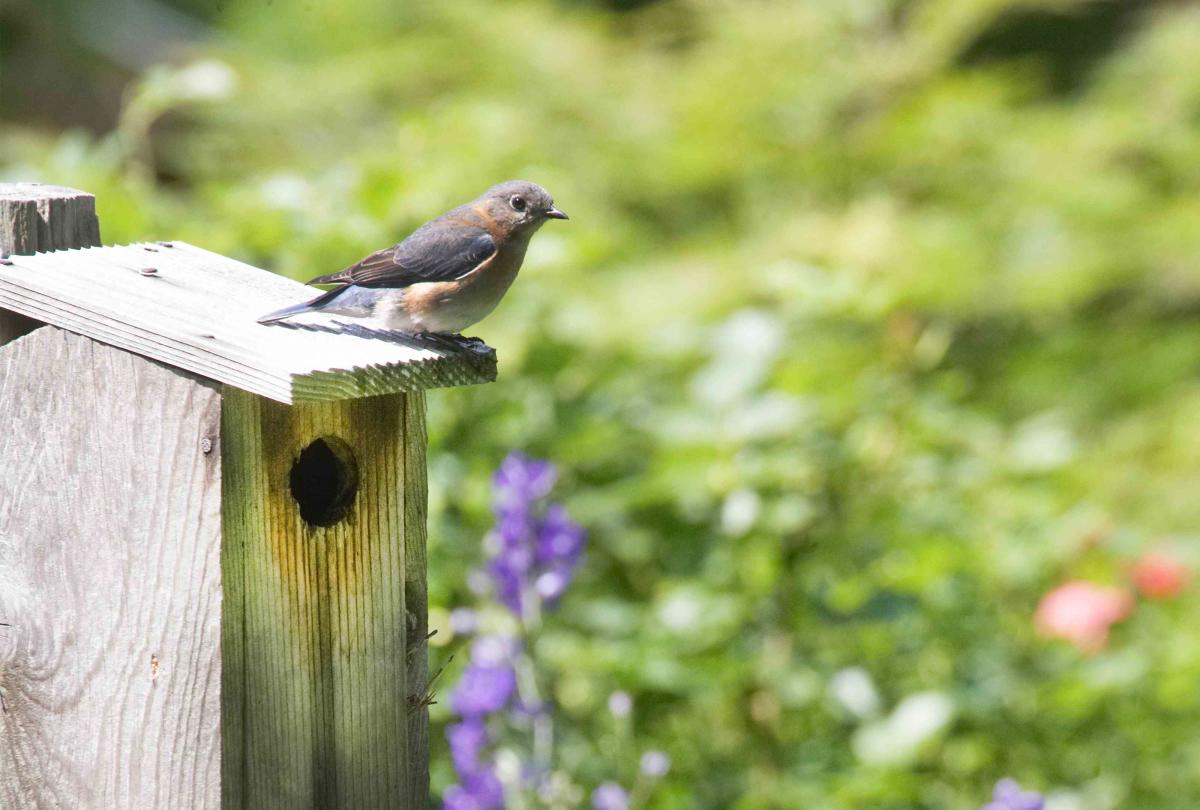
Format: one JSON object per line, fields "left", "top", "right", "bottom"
{"left": 510, "top": 196, "right": 526, "bottom": 212}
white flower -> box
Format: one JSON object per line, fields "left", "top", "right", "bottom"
{"left": 640, "top": 750, "right": 671, "bottom": 778}
{"left": 828, "top": 667, "right": 880, "bottom": 719}
{"left": 174, "top": 59, "right": 237, "bottom": 101}
{"left": 607, "top": 690, "right": 633, "bottom": 718}
{"left": 852, "top": 691, "right": 955, "bottom": 766}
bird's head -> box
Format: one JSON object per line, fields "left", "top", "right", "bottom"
{"left": 476, "top": 180, "right": 568, "bottom": 236}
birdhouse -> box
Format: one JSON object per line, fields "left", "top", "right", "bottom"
{"left": 0, "top": 184, "right": 496, "bottom": 809}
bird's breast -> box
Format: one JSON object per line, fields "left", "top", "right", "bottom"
{"left": 392, "top": 240, "right": 528, "bottom": 333}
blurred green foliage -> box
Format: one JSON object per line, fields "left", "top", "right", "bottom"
{"left": 5, "top": 0, "right": 1200, "bottom": 807}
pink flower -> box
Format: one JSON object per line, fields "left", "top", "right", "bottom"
{"left": 1035, "top": 581, "right": 1134, "bottom": 653}
{"left": 1131, "top": 552, "right": 1189, "bottom": 600}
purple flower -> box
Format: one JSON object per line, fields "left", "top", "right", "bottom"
{"left": 447, "top": 719, "right": 488, "bottom": 775}
{"left": 534, "top": 568, "right": 572, "bottom": 603}
{"left": 449, "top": 661, "right": 516, "bottom": 717}
{"left": 592, "top": 782, "right": 630, "bottom": 810}
{"left": 481, "top": 452, "right": 587, "bottom": 617}
{"left": 982, "top": 778, "right": 1044, "bottom": 810}
{"left": 443, "top": 767, "right": 504, "bottom": 810}
{"left": 441, "top": 785, "right": 481, "bottom": 810}
{"left": 442, "top": 453, "right": 596, "bottom": 809}
{"left": 536, "top": 504, "right": 586, "bottom": 565}
{"left": 640, "top": 750, "right": 671, "bottom": 778}
{"left": 443, "top": 639, "right": 518, "bottom": 808}
{"left": 487, "top": 561, "right": 525, "bottom": 614}
{"left": 493, "top": 453, "right": 557, "bottom": 514}
{"left": 488, "top": 541, "right": 536, "bottom": 615}
{"left": 463, "top": 770, "right": 504, "bottom": 807}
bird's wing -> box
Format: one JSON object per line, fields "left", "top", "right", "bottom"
{"left": 306, "top": 226, "right": 497, "bottom": 288}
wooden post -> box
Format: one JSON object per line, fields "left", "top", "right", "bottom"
{"left": 0, "top": 187, "right": 223, "bottom": 809}
{"left": 0, "top": 184, "right": 101, "bottom": 345}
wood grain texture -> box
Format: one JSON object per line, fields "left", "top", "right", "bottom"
{"left": 0, "top": 184, "right": 101, "bottom": 256}
{"left": 403, "top": 392, "right": 430, "bottom": 810}
{"left": 0, "top": 242, "right": 496, "bottom": 403}
{"left": 0, "top": 326, "right": 223, "bottom": 809}
{"left": 0, "top": 183, "right": 101, "bottom": 346}
{"left": 221, "top": 387, "right": 424, "bottom": 808}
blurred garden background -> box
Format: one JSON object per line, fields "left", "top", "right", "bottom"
{"left": 5, "top": 0, "right": 1200, "bottom": 807}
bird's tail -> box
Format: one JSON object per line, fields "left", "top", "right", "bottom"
{"left": 257, "top": 301, "right": 316, "bottom": 324}
{"left": 257, "top": 287, "right": 345, "bottom": 325}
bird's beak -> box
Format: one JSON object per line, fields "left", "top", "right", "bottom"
{"left": 545, "top": 206, "right": 569, "bottom": 220}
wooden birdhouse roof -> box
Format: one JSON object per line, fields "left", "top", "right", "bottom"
{"left": 0, "top": 241, "right": 497, "bottom": 403}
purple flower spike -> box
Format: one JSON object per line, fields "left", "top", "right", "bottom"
{"left": 495, "top": 505, "right": 536, "bottom": 546}
{"left": 481, "top": 453, "right": 587, "bottom": 617}
{"left": 449, "top": 661, "right": 516, "bottom": 717}
{"left": 443, "top": 453, "right": 597, "bottom": 809}
{"left": 493, "top": 453, "right": 557, "bottom": 513}
{"left": 446, "top": 719, "right": 489, "bottom": 775}
{"left": 534, "top": 568, "right": 573, "bottom": 603}
{"left": 443, "top": 766, "right": 504, "bottom": 810}
{"left": 592, "top": 782, "right": 630, "bottom": 810}
{"left": 441, "top": 785, "right": 478, "bottom": 810}
{"left": 982, "top": 778, "right": 1044, "bottom": 810}
{"left": 536, "top": 504, "right": 586, "bottom": 565}
{"left": 463, "top": 770, "right": 504, "bottom": 808}
{"left": 486, "top": 559, "right": 526, "bottom": 615}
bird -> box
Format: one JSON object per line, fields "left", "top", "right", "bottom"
{"left": 257, "top": 180, "right": 568, "bottom": 334}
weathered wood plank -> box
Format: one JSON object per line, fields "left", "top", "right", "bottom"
{"left": 0, "top": 326, "right": 223, "bottom": 809}
{"left": 403, "top": 391, "right": 430, "bottom": 810}
{"left": 0, "top": 242, "right": 496, "bottom": 403}
{"left": 0, "top": 183, "right": 102, "bottom": 345}
{"left": 220, "top": 387, "right": 415, "bottom": 808}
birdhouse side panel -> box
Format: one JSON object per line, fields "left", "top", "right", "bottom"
{"left": 0, "top": 326, "right": 223, "bottom": 810}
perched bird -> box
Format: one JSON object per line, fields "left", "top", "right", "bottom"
{"left": 258, "top": 180, "right": 568, "bottom": 333}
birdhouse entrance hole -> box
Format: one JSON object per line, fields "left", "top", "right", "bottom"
{"left": 289, "top": 436, "right": 359, "bottom": 527}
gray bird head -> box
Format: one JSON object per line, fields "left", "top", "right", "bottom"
{"left": 476, "top": 180, "right": 568, "bottom": 236}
